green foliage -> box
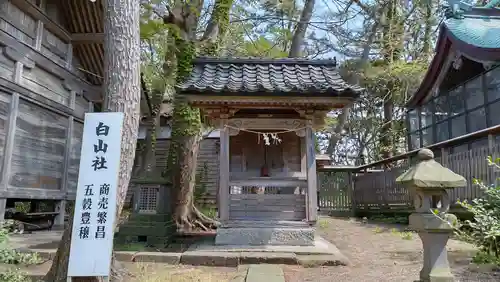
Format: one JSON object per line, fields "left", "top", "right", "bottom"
{"left": 448, "top": 157, "right": 500, "bottom": 265}
{"left": 343, "top": 60, "right": 427, "bottom": 106}
{"left": 13, "top": 203, "right": 29, "bottom": 214}
{"left": 399, "top": 231, "right": 413, "bottom": 240}
{"left": 0, "top": 269, "right": 30, "bottom": 282}
{"left": 366, "top": 214, "right": 409, "bottom": 224}
{"left": 200, "top": 207, "right": 217, "bottom": 219}
{"left": 327, "top": 60, "right": 428, "bottom": 162}
{"left": 317, "top": 218, "right": 329, "bottom": 229}
{"left": 0, "top": 221, "right": 42, "bottom": 282}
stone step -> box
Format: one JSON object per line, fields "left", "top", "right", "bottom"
{"left": 127, "top": 213, "right": 172, "bottom": 222}
{"left": 117, "top": 225, "right": 174, "bottom": 237}
{"left": 215, "top": 226, "right": 315, "bottom": 246}
{"left": 221, "top": 220, "right": 311, "bottom": 229}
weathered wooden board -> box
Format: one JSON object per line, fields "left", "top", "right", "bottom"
{"left": 229, "top": 130, "right": 304, "bottom": 178}
{"left": 0, "top": 47, "right": 15, "bottom": 81}
{"left": 22, "top": 65, "right": 71, "bottom": 106}
{"left": 0, "top": 30, "right": 100, "bottom": 101}
{"left": 9, "top": 99, "right": 67, "bottom": 190}
{"left": 229, "top": 194, "right": 306, "bottom": 220}
{"left": 41, "top": 29, "right": 67, "bottom": 66}
{"left": 74, "top": 96, "right": 88, "bottom": 119}
{"left": 0, "top": 2, "right": 36, "bottom": 46}
{"left": 66, "top": 121, "right": 83, "bottom": 192}
{"left": 228, "top": 211, "right": 306, "bottom": 221}
{"left": 0, "top": 91, "right": 10, "bottom": 177}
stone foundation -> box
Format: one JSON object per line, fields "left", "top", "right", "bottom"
{"left": 215, "top": 220, "right": 315, "bottom": 246}
{"left": 115, "top": 214, "right": 176, "bottom": 246}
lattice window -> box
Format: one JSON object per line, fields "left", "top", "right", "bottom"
{"left": 138, "top": 186, "right": 159, "bottom": 214}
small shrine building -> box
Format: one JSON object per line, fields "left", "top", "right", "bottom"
{"left": 177, "top": 57, "right": 362, "bottom": 245}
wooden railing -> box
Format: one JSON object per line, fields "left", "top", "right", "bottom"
{"left": 317, "top": 126, "right": 500, "bottom": 213}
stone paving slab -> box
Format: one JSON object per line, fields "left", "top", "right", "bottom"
{"left": 189, "top": 236, "right": 342, "bottom": 254}
{"left": 20, "top": 248, "right": 347, "bottom": 267}
{"left": 239, "top": 252, "right": 297, "bottom": 265}
{"left": 245, "top": 264, "right": 285, "bottom": 282}
{"left": 14, "top": 231, "right": 349, "bottom": 267}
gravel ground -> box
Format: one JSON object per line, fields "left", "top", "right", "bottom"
{"left": 283, "top": 216, "right": 500, "bottom": 282}
{"left": 123, "top": 263, "right": 247, "bottom": 282}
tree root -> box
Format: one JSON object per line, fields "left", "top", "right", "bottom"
{"left": 175, "top": 204, "right": 220, "bottom": 232}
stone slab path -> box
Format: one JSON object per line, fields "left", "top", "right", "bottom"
{"left": 245, "top": 265, "right": 285, "bottom": 282}
{"left": 7, "top": 216, "right": 500, "bottom": 281}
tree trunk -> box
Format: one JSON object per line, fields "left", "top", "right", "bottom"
{"left": 288, "top": 0, "right": 315, "bottom": 57}
{"left": 166, "top": 39, "right": 219, "bottom": 231}
{"left": 43, "top": 211, "right": 74, "bottom": 281}
{"left": 379, "top": 1, "right": 402, "bottom": 161}
{"left": 43, "top": 0, "right": 141, "bottom": 281}
{"left": 164, "top": 0, "right": 233, "bottom": 232}
{"left": 327, "top": 21, "right": 378, "bottom": 158}
{"left": 421, "top": 2, "right": 433, "bottom": 60}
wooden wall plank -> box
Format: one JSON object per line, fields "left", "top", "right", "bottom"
{"left": 0, "top": 49, "right": 14, "bottom": 82}
{"left": 9, "top": 98, "right": 67, "bottom": 190}
{"left": 0, "top": 30, "right": 100, "bottom": 101}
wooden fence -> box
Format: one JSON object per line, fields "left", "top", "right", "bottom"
{"left": 317, "top": 143, "right": 500, "bottom": 213}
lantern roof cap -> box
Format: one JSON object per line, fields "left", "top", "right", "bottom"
{"left": 395, "top": 149, "right": 467, "bottom": 189}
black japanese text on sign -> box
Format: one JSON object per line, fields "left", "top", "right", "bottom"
{"left": 92, "top": 122, "right": 109, "bottom": 171}
{"left": 77, "top": 122, "right": 112, "bottom": 240}
{"left": 95, "top": 183, "right": 110, "bottom": 239}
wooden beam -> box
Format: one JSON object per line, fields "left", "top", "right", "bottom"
{"left": 1, "top": 93, "right": 19, "bottom": 190}
{"left": 305, "top": 118, "right": 318, "bottom": 223}
{"left": 0, "top": 78, "right": 82, "bottom": 119}
{"left": 0, "top": 188, "right": 67, "bottom": 200}
{"left": 0, "top": 199, "right": 6, "bottom": 222}
{"left": 55, "top": 116, "right": 73, "bottom": 226}
{"left": 219, "top": 116, "right": 230, "bottom": 222}
{"left": 0, "top": 30, "right": 101, "bottom": 101}
{"left": 10, "top": 0, "right": 72, "bottom": 43}
{"left": 72, "top": 33, "right": 104, "bottom": 43}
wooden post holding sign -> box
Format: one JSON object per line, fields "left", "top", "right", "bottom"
{"left": 67, "top": 112, "right": 124, "bottom": 280}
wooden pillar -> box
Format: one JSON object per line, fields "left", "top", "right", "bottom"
{"left": 219, "top": 115, "right": 230, "bottom": 222}
{"left": 54, "top": 200, "right": 66, "bottom": 228}
{"left": 66, "top": 44, "right": 73, "bottom": 69}
{"left": 488, "top": 134, "right": 495, "bottom": 186}
{"left": 55, "top": 116, "right": 73, "bottom": 227}
{"left": 0, "top": 199, "right": 6, "bottom": 222}
{"left": 2, "top": 93, "right": 19, "bottom": 190}
{"left": 0, "top": 93, "right": 19, "bottom": 222}
{"left": 300, "top": 136, "right": 306, "bottom": 195}
{"left": 305, "top": 119, "right": 317, "bottom": 223}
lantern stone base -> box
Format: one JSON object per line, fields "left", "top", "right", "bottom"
{"left": 409, "top": 213, "right": 457, "bottom": 231}
{"left": 410, "top": 213, "right": 456, "bottom": 282}
{"left": 215, "top": 220, "right": 315, "bottom": 246}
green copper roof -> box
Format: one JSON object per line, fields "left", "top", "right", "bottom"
{"left": 444, "top": 12, "right": 500, "bottom": 49}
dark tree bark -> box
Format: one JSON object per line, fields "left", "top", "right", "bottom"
{"left": 43, "top": 0, "right": 141, "bottom": 281}
{"left": 163, "top": 0, "right": 233, "bottom": 232}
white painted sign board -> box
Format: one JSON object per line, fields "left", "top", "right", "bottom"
{"left": 68, "top": 112, "right": 124, "bottom": 277}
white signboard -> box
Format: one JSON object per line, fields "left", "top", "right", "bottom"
{"left": 68, "top": 112, "right": 124, "bottom": 277}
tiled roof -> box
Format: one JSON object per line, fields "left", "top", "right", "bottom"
{"left": 176, "top": 57, "right": 363, "bottom": 97}
{"left": 444, "top": 9, "right": 500, "bottom": 49}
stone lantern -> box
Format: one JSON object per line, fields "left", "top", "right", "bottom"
{"left": 396, "top": 148, "right": 466, "bottom": 282}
